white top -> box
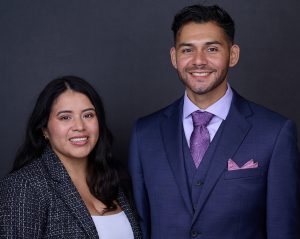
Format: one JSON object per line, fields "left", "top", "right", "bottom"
{"left": 91, "top": 211, "right": 134, "bottom": 239}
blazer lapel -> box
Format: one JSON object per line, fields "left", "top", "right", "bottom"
{"left": 192, "top": 93, "right": 253, "bottom": 224}
{"left": 117, "top": 191, "right": 142, "bottom": 238}
{"left": 161, "top": 98, "right": 194, "bottom": 215}
{"left": 42, "top": 148, "right": 98, "bottom": 238}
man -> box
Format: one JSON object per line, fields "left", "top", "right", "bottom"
{"left": 129, "top": 4, "right": 300, "bottom": 239}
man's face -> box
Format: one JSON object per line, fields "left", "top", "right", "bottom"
{"left": 170, "top": 21, "right": 240, "bottom": 107}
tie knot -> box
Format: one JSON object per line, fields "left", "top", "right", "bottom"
{"left": 191, "top": 111, "right": 213, "bottom": 127}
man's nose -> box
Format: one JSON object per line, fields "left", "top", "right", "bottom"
{"left": 192, "top": 51, "right": 208, "bottom": 66}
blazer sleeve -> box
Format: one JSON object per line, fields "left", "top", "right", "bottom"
{"left": 267, "top": 120, "right": 300, "bottom": 238}
{"left": 129, "top": 121, "right": 151, "bottom": 239}
{"left": 0, "top": 175, "right": 46, "bottom": 238}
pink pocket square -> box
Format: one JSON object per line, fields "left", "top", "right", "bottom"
{"left": 228, "top": 159, "right": 258, "bottom": 171}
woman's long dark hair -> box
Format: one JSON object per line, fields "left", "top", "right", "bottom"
{"left": 13, "top": 76, "right": 120, "bottom": 211}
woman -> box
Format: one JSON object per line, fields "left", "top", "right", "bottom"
{"left": 0, "top": 76, "right": 141, "bottom": 238}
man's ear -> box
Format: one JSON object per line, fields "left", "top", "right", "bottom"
{"left": 229, "top": 44, "right": 240, "bottom": 67}
{"left": 170, "top": 47, "right": 177, "bottom": 69}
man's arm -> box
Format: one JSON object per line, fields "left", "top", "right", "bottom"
{"left": 129, "top": 122, "right": 151, "bottom": 239}
{"left": 267, "top": 120, "right": 300, "bottom": 238}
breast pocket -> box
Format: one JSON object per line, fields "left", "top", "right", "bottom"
{"left": 224, "top": 167, "right": 265, "bottom": 180}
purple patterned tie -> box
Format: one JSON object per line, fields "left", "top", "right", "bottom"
{"left": 190, "top": 111, "right": 214, "bottom": 168}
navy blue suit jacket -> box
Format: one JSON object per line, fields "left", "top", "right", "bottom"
{"left": 129, "top": 92, "right": 300, "bottom": 239}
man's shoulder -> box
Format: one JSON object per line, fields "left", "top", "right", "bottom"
{"left": 135, "top": 97, "right": 182, "bottom": 126}
{"left": 245, "top": 99, "right": 289, "bottom": 123}
{"left": 234, "top": 91, "right": 289, "bottom": 124}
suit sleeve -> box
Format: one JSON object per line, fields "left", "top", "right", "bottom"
{"left": 267, "top": 120, "right": 300, "bottom": 238}
{"left": 0, "top": 176, "right": 45, "bottom": 238}
{"left": 128, "top": 121, "right": 151, "bottom": 239}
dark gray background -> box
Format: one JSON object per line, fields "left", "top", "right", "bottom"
{"left": 1, "top": 0, "right": 299, "bottom": 178}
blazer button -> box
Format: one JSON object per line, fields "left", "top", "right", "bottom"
{"left": 191, "top": 230, "right": 201, "bottom": 237}
{"left": 196, "top": 180, "right": 203, "bottom": 186}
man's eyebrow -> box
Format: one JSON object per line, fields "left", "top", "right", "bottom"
{"left": 205, "top": 41, "right": 222, "bottom": 45}
{"left": 177, "top": 43, "right": 194, "bottom": 48}
{"left": 177, "top": 41, "right": 222, "bottom": 48}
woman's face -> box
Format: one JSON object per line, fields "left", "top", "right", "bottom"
{"left": 43, "top": 90, "right": 99, "bottom": 163}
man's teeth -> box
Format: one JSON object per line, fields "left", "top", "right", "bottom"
{"left": 191, "top": 72, "right": 210, "bottom": 76}
{"left": 70, "top": 137, "right": 87, "bottom": 142}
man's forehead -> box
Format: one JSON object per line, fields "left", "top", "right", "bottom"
{"left": 175, "top": 21, "right": 231, "bottom": 45}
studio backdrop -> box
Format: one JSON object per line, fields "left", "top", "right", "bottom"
{"left": 1, "top": 0, "right": 299, "bottom": 177}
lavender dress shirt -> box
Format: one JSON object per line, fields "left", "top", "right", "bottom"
{"left": 183, "top": 84, "right": 233, "bottom": 147}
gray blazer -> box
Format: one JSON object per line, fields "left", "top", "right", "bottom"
{"left": 0, "top": 147, "right": 142, "bottom": 238}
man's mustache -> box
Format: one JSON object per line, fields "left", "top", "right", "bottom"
{"left": 185, "top": 66, "right": 216, "bottom": 72}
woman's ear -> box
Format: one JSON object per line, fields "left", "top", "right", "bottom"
{"left": 42, "top": 128, "right": 49, "bottom": 140}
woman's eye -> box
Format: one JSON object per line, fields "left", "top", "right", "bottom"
{"left": 59, "top": 115, "right": 71, "bottom": 120}
{"left": 84, "top": 113, "right": 94, "bottom": 119}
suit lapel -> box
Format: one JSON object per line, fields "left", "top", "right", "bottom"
{"left": 42, "top": 147, "right": 98, "bottom": 238}
{"left": 192, "top": 93, "right": 253, "bottom": 224}
{"left": 161, "top": 98, "right": 194, "bottom": 215}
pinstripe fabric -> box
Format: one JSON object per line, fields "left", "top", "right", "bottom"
{"left": 0, "top": 147, "right": 142, "bottom": 238}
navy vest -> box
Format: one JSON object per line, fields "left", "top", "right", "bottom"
{"left": 182, "top": 122, "right": 225, "bottom": 212}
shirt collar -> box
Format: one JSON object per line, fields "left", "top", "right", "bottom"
{"left": 183, "top": 84, "right": 233, "bottom": 120}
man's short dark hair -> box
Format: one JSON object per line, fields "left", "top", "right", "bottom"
{"left": 171, "top": 4, "right": 235, "bottom": 44}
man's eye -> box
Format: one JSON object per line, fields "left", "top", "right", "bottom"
{"left": 182, "top": 48, "right": 192, "bottom": 53}
{"left": 208, "top": 47, "right": 218, "bottom": 52}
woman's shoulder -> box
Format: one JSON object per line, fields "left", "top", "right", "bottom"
{"left": 0, "top": 159, "right": 48, "bottom": 200}
{"left": 0, "top": 159, "right": 52, "bottom": 236}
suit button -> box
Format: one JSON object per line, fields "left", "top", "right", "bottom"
{"left": 196, "top": 180, "right": 203, "bottom": 186}
{"left": 191, "top": 230, "right": 201, "bottom": 237}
